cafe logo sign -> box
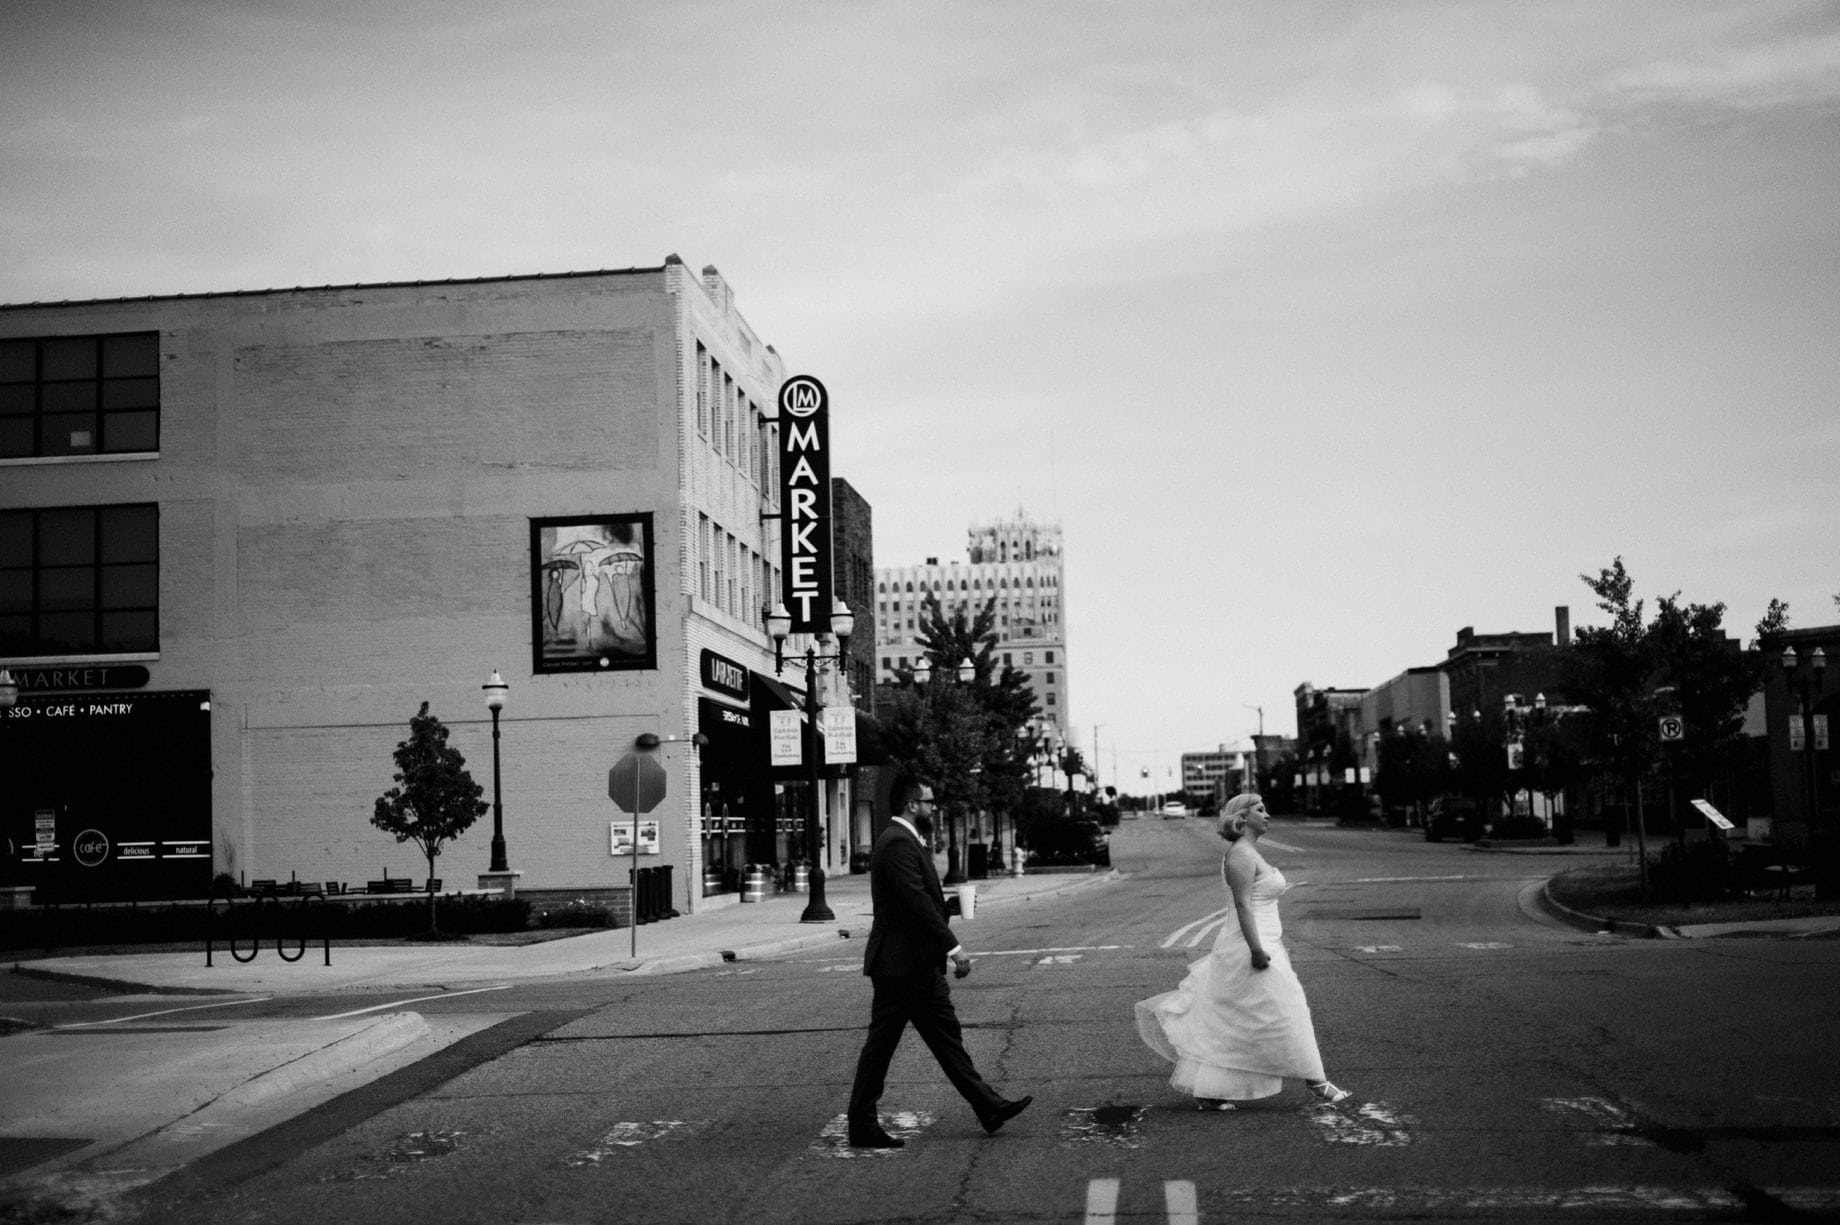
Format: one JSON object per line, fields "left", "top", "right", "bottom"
{"left": 777, "top": 375, "right": 834, "bottom": 635}
{"left": 700, "top": 649, "right": 751, "bottom": 701}
{"left": 73, "top": 829, "right": 110, "bottom": 868}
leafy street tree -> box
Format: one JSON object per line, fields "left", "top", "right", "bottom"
{"left": 1559, "top": 558, "right": 1772, "bottom": 900}
{"left": 881, "top": 594, "right": 1040, "bottom": 878}
{"left": 1375, "top": 727, "right": 1450, "bottom": 824}
{"left": 372, "top": 702, "right": 488, "bottom": 932}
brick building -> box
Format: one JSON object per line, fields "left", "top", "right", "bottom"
{"left": 0, "top": 260, "right": 868, "bottom": 913}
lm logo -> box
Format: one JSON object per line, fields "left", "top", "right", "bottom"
{"left": 780, "top": 376, "right": 826, "bottom": 418}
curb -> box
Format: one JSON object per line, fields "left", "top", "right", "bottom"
{"left": 8, "top": 961, "right": 240, "bottom": 996}
{"left": 216, "top": 1012, "right": 432, "bottom": 1109}
{"left": 1536, "top": 878, "right": 1666, "bottom": 938}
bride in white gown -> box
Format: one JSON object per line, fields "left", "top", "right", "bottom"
{"left": 1136, "top": 793, "right": 1352, "bottom": 1108}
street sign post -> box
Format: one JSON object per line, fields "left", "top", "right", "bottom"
{"left": 609, "top": 751, "right": 668, "bottom": 958}
{"left": 1658, "top": 715, "right": 1685, "bottom": 742}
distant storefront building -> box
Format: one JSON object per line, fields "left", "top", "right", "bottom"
{"left": 0, "top": 260, "right": 868, "bottom": 910}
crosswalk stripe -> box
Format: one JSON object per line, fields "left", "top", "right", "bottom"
{"left": 1164, "top": 1180, "right": 1198, "bottom": 1225}
{"left": 1084, "top": 1178, "right": 1120, "bottom": 1225}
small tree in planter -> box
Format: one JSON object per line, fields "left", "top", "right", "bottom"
{"left": 372, "top": 702, "right": 487, "bottom": 935}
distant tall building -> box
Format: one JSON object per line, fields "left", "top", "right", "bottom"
{"left": 875, "top": 509, "right": 1068, "bottom": 740}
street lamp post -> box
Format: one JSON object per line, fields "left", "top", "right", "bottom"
{"left": 482, "top": 671, "right": 510, "bottom": 874}
{"left": 911, "top": 654, "right": 976, "bottom": 884}
{"left": 1782, "top": 646, "right": 1828, "bottom": 896}
{"left": 765, "top": 598, "right": 856, "bottom": 923}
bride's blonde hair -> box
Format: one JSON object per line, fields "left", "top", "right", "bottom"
{"left": 1217, "top": 792, "right": 1262, "bottom": 842}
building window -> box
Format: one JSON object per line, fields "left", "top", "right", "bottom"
{"left": 1046, "top": 672, "right": 1056, "bottom": 685}
{"left": 1046, "top": 693, "right": 1057, "bottom": 707}
{"left": 0, "top": 332, "right": 160, "bottom": 459}
{"left": 0, "top": 503, "right": 159, "bottom": 656}
{"left": 1045, "top": 650, "right": 1055, "bottom": 664}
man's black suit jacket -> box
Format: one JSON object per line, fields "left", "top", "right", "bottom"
{"left": 862, "top": 821, "right": 956, "bottom": 978}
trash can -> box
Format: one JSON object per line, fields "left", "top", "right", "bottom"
{"left": 741, "top": 865, "right": 769, "bottom": 903}
{"left": 703, "top": 866, "right": 723, "bottom": 897}
{"left": 968, "top": 843, "right": 988, "bottom": 880}
{"left": 789, "top": 863, "right": 810, "bottom": 893}
{"left": 955, "top": 883, "right": 976, "bottom": 921}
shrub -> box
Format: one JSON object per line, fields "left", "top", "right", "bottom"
{"left": 1488, "top": 815, "right": 1551, "bottom": 840}
{"left": 0, "top": 894, "right": 533, "bottom": 952}
{"left": 532, "top": 900, "right": 616, "bottom": 929}
{"left": 1647, "top": 841, "right": 1736, "bottom": 904}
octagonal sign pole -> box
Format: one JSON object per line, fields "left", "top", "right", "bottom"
{"left": 609, "top": 751, "right": 668, "bottom": 958}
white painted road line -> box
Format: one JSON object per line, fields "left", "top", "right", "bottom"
{"left": 1541, "top": 1096, "right": 1655, "bottom": 1145}
{"left": 981, "top": 945, "right": 1129, "bottom": 956}
{"left": 1309, "top": 1101, "right": 1415, "bottom": 1146}
{"left": 1161, "top": 908, "right": 1231, "bottom": 949}
{"left": 55, "top": 995, "right": 270, "bottom": 1028}
{"left": 1084, "top": 1178, "right": 1120, "bottom": 1225}
{"left": 315, "top": 984, "right": 512, "bottom": 1020}
{"left": 1164, "top": 1180, "right": 1198, "bottom": 1225}
{"left": 1351, "top": 874, "right": 1480, "bottom": 883}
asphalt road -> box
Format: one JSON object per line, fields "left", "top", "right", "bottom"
{"left": 20, "top": 818, "right": 1840, "bottom": 1224}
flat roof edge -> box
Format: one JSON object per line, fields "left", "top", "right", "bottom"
{"left": 0, "top": 264, "right": 673, "bottom": 312}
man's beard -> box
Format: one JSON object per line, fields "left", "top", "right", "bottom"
{"left": 912, "top": 813, "right": 934, "bottom": 838}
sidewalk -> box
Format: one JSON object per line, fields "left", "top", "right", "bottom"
{"left": 6, "top": 866, "right": 1119, "bottom": 995}
{"left": 0, "top": 868, "right": 1120, "bottom": 1209}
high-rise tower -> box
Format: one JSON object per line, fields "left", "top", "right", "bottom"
{"left": 874, "top": 509, "right": 1068, "bottom": 741}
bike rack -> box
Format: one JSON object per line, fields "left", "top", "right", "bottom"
{"left": 206, "top": 883, "right": 331, "bottom": 967}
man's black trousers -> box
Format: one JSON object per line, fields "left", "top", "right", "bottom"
{"left": 848, "top": 973, "right": 1004, "bottom": 1126}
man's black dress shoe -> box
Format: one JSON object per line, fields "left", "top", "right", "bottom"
{"left": 980, "top": 1094, "right": 1033, "bottom": 1135}
{"left": 847, "top": 1127, "right": 905, "bottom": 1149}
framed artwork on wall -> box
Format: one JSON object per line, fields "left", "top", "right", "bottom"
{"left": 530, "top": 513, "right": 657, "bottom": 673}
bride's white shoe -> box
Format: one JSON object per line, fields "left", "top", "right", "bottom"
{"left": 1308, "top": 1081, "right": 1351, "bottom": 1104}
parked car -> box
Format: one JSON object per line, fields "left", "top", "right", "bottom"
{"left": 1424, "top": 796, "right": 1482, "bottom": 842}
{"left": 1160, "top": 802, "right": 1188, "bottom": 819}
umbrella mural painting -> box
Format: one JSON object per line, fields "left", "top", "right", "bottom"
{"left": 530, "top": 514, "right": 656, "bottom": 672}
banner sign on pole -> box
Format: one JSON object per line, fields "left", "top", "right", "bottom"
{"left": 770, "top": 709, "right": 803, "bottom": 766}
{"left": 1790, "top": 714, "right": 1806, "bottom": 752}
{"left": 820, "top": 706, "right": 857, "bottom": 764}
{"left": 777, "top": 375, "right": 834, "bottom": 634}
{"left": 1815, "top": 714, "right": 1830, "bottom": 752}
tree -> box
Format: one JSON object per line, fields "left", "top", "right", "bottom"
{"left": 1560, "top": 558, "right": 1773, "bottom": 898}
{"left": 881, "top": 594, "right": 1040, "bottom": 878}
{"left": 372, "top": 702, "right": 487, "bottom": 932}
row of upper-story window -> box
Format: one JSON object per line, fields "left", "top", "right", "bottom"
{"left": 696, "top": 512, "right": 778, "bottom": 627}
{"left": 697, "top": 343, "right": 778, "bottom": 497}
{"left": 1, "top": 332, "right": 161, "bottom": 460}
{"left": 1, "top": 503, "right": 160, "bottom": 658}
{"left": 879, "top": 574, "right": 1059, "bottom": 593}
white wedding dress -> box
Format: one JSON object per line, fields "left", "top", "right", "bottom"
{"left": 1135, "top": 858, "right": 1326, "bottom": 1100}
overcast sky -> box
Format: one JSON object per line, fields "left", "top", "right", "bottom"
{"left": 5, "top": 1, "right": 1836, "bottom": 786}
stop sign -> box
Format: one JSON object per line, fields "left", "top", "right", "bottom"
{"left": 608, "top": 752, "right": 668, "bottom": 814}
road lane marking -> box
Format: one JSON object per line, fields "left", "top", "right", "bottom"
{"left": 1162, "top": 908, "right": 1231, "bottom": 949}
{"left": 565, "top": 1120, "right": 710, "bottom": 1163}
{"left": 1456, "top": 941, "right": 1514, "bottom": 950}
{"left": 1164, "top": 1180, "right": 1198, "bottom": 1225}
{"left": 1309, "top": 1101, "right": 1415, "bottom": 1146}
{"left": 1352, "top": 874, "right": 1481, "bottom": 883}
{"left": 315, "top": 984, "right": 511, "bottom": 1020}
{"left": 54, "top": 995, "right": 270, "bottom": 1028}
{"left": 812, "top": 1110, "right": 933, "bottom": 1158}
{"left": 1540, "top": 1096, "right": 1656, "bottom": 1145}
{"left": 1033, "top": 954, "right": 1082, "bottom": 967}
{"left": 1354, "top": 945, "right": 1403, "bottom": 953}
{"left": 1084, "top": 1178, "right": 1120, "bottom": 1225}
{"left": 981, "top": 945, "right": 1128, "bottom": 956}
{"left": 1260, "top": 838, "right": 1304, "bottom": 852}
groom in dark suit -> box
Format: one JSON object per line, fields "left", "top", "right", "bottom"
{"left": 846, "top": 772, "right": 1032, "bottom": 1148}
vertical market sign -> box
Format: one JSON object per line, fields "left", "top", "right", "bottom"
{"left": 778, "top": 375, "right": 833, "bottom": 634}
